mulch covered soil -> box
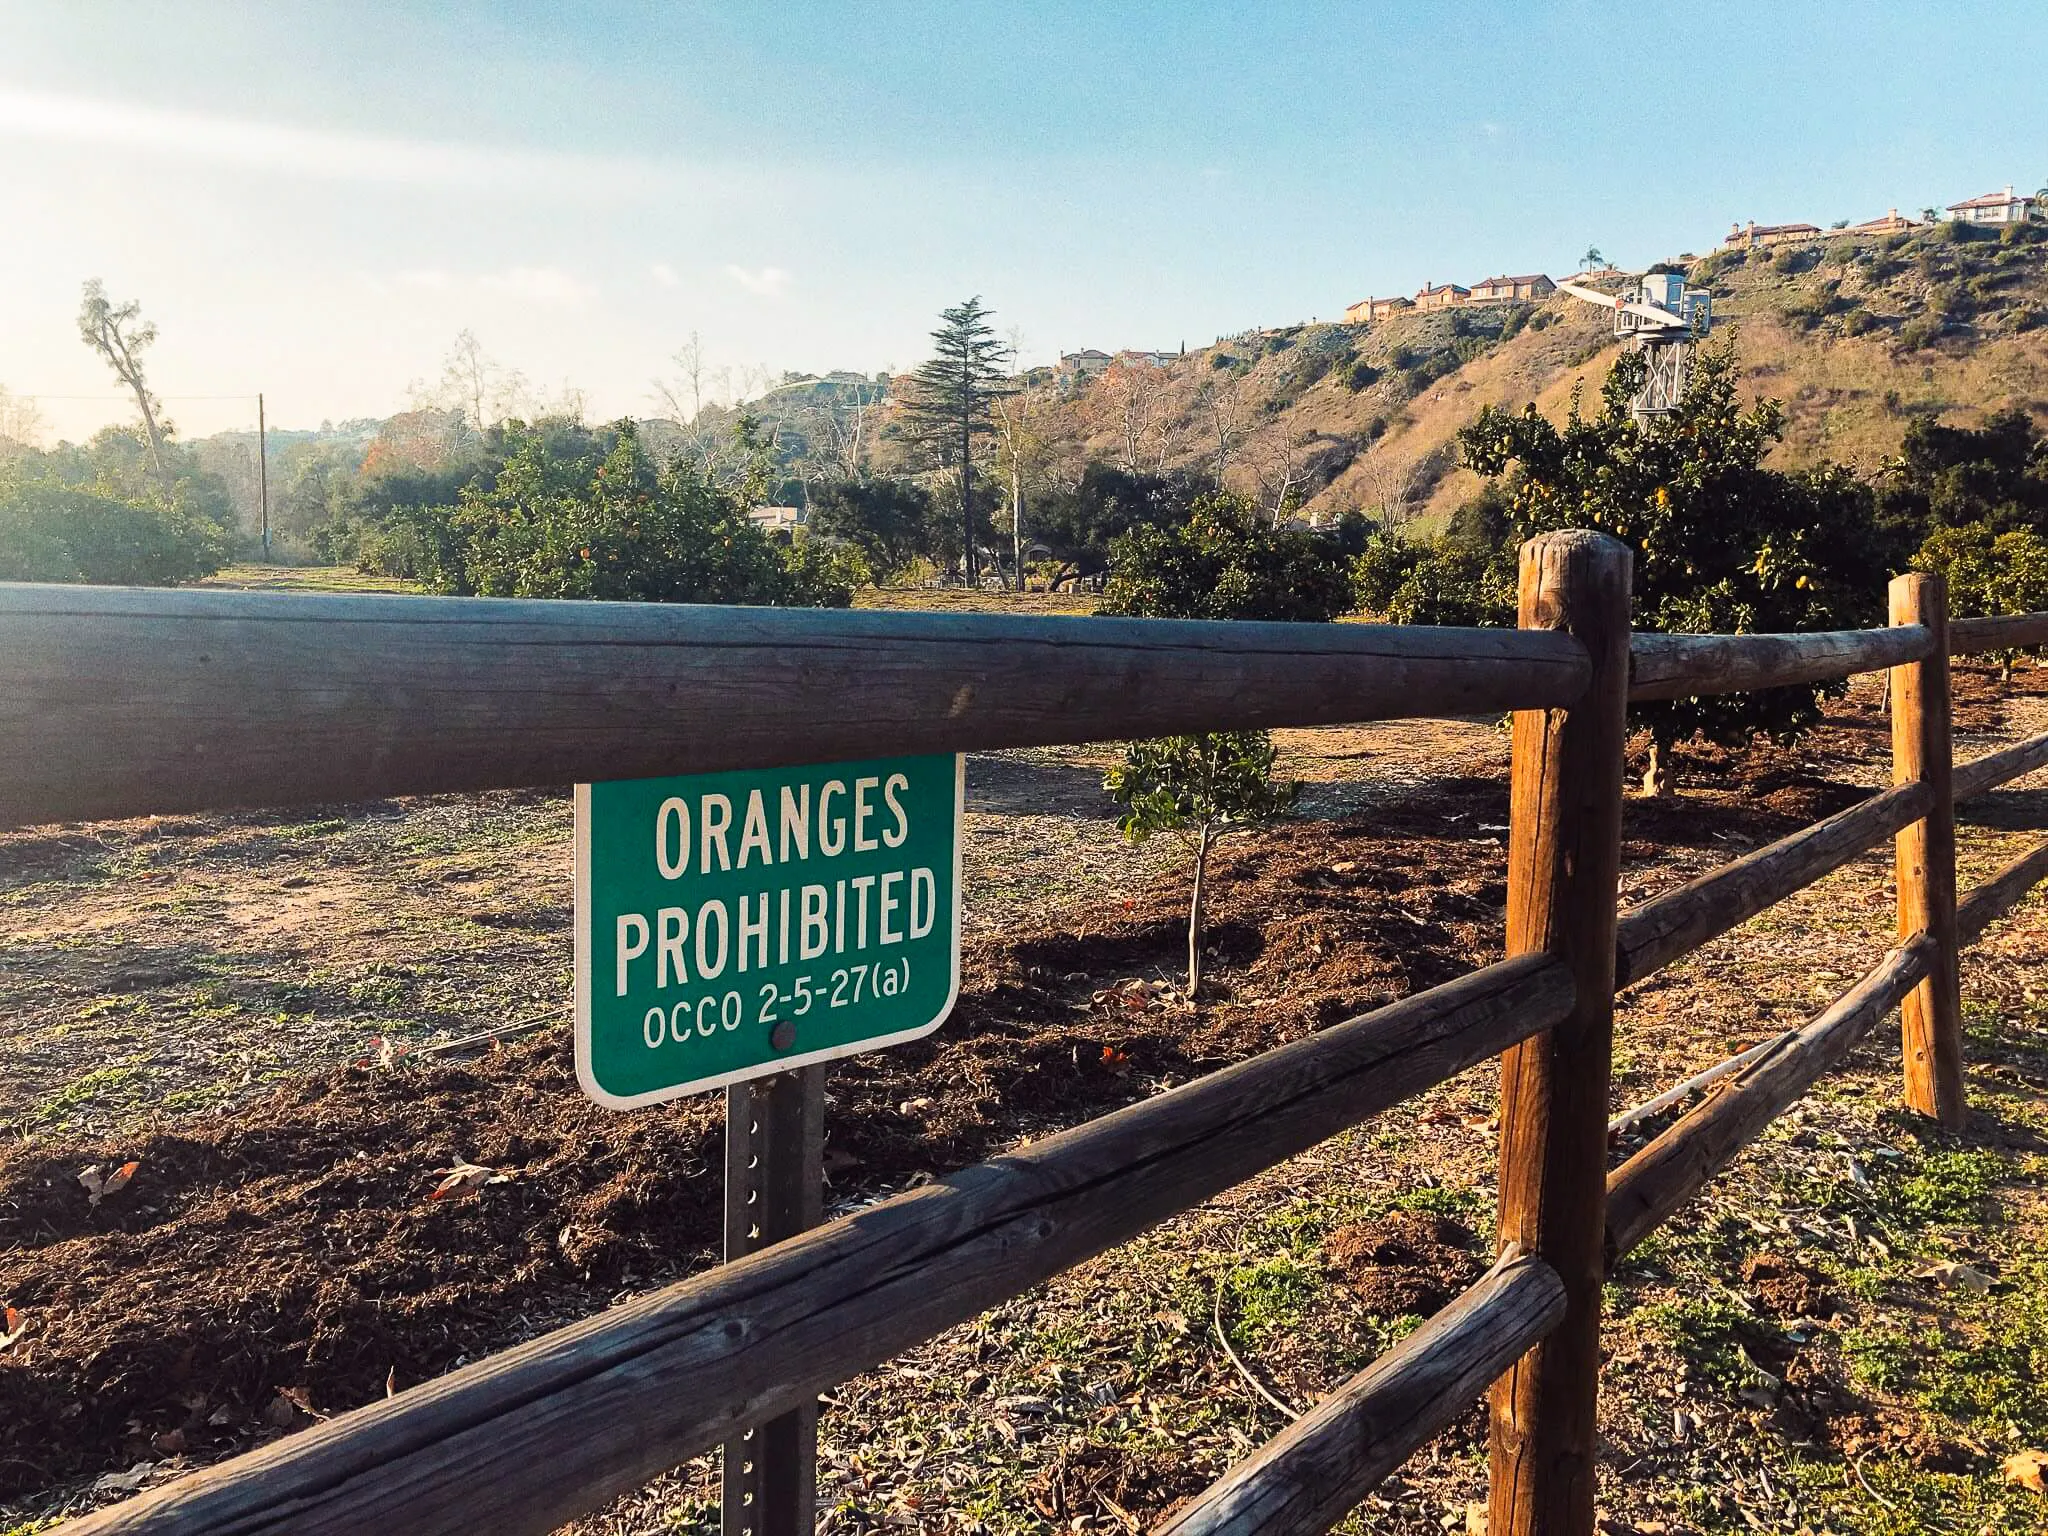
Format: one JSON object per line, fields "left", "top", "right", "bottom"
{"left": 0, "top": 793, "right": 1514, "bottom": 1498}
{"left": 2, "top": 661, "right": 2035, "bottom": 1504}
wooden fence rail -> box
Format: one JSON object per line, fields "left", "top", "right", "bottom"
{"left": 11, "top": 559, "right": 2048, "bottom": 1536}
{"left": 1157, "top": 1253, "right": 1567, "bottom": 1536}
{"left": 65, "top": 958, "right": 1571, "bottom": 1536}
{"left": 0, "top": 586, "right": 1587, "bottom": 828}
{"left": 1604, "top": 936, "right": 1936, "bottom": 1263}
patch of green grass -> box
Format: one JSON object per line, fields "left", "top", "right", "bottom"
{"left": 1640, "top": 1292, "right": 1783, "bottom": 1396}
{"left": 34, "top": 1061, "right": 148, "bottom": 1125}
{"left": 280, "top": 818, "right": 350, "bottom": 839}
{"left": 1841, "top": 1321, "right": 1924, "bottom": 1393}
{"left": 1382, "top": 1182, "right": 1483, "bottom": 1222}
{"left": 1221, "top": 1255, "right": 1320, "bottom": 1348}
{"left": 1915, "top": 1246, "right": 2048, "bottom": 1443}
{"left": 1887, "top": 1148, "right": 2002, "bottom": 1226}
{"left": 348, "top": 974, "right": 408, "bottom": 1009}
{"left": 1780, "top": 1451, "right": 2048, "bottom": 1536}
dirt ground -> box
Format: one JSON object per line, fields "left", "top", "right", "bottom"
{"left": 3, "top": 663, "right": 2047, "bottom": 1534}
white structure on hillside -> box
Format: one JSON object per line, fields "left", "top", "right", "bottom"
{"left": 1556, "top": 270, "right": 1711, "bottom": 423}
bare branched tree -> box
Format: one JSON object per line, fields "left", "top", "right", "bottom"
{"left": 0, "top": 385, "right": 46, "bottom": 456}
{"left": 811, "top": 379, "right": 884, "bottom": 480}
{"left": 412, "top": 330, "right": 529, "bottom": 434}
{"left": 1243, "top": 429, "right": 1317, "bottom": 524}
{"left": 992, "top": 386, "right": 1059, "bottom": 590}
{"left": 77, "top": 279, "right": 173, "bottom": 492}
{"left": 1359, "top": 437, "right": 1447, "bottom": 530}
{"left": 1193, "top": 379, "right": 1248, "bottom": 487}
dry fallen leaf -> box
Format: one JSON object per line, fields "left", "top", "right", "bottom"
{"left": 78, "top": 1160, "right": 141, "bottom": 1208}
{"left": 1918, "top": 1261, "right": 1994, "bottom": 1295}
{"left": 92, "top": 1461, "right": 155, "bottom": 1495}
{"left": 430, "top": 1161, "right": 508, "bottom": 1200}
{"left": 2004, "top": 1449, "right": 2048, "bottom": 1493}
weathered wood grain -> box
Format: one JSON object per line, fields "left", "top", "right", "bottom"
{"left": 1627, "top": 626, "right": 1932, "bottom": 702}
{"left": 1950, "top": 612, "right": 2048, "bottom": 656}
{"left": 1613, "top": 781, "right": 1933, "bottom": 989}
{"left": 0, "top": 585, "right": 1590, "bottom": 828}
{"left": 1956, "top": 838, "right": 2048, "bottom": 946}
{"left": 1890, "top": 574, "right": 1966, "bottom": 1129}
{"left": 1605, "top": 938, "right": 1933, "bottom": 1264}
{"left": 64, "top": 955, "right": 1572, "bottom": 1536}
{"left": 1953, "top": 729, "right": 2048, "bottom": 802}
{"left": 1491, "top": 531, "right": 1633, "bottom": 1536}
{"left": 1157, "top": 1256, "right": 1567, "bottom": 1536}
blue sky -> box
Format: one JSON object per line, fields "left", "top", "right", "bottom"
{"left": 2, "top": 0, "right": 2043, "bottom": 439}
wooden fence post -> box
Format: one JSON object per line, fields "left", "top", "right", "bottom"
{"left": 722, "top": 1066, "right": 825, "bottom": 1536}
{"left": 1890, "top": 572, "right": 1966, "bottom": 1128}
{"left": 1489, "top": 531, "right": 1632, "bottom": 1536}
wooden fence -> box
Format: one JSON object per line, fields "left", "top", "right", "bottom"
{"left": 5, "top": 529, "right": 2047, "bottom": 1536}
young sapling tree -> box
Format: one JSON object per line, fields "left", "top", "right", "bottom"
{"left": 1105, "top": 731, "right": 1296, "bottom": 999}
{"left": 1097, "top": 492, "right": 1350, "bottom": 997}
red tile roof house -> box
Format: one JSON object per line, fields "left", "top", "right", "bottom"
{"left": 1469, "top": 273, "right": 1557, "bottom": 302}
{"left": 1724, "top": 220, "right": 1823, "bottom": 249}
{"left": 1414, "top": 281, "right": 1471, "bottom": 311}
{"left": 1849, "top": 208, "right": 1925, "bottom": 236}
{"left": 1947, "top": 187, "right": 2033, "bottom": 226}
{"left": 1344, "top": 295, "right": 1414, "bottom": 323}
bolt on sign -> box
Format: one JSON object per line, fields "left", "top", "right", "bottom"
{"left": 575, "top": 755, "right": 963, "bottom": 1107}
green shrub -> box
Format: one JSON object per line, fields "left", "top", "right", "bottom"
{"left": 406, "top": 420, "right": 854, "bottom": 607}
{"left": 1771, "top": 243, "right": 1819, "bottom": 275}
{"left": 0, "top": 483, "right": 227, "bottom": 585}
{"left": 1350, "top": 529, "right": 1422, "bottom": 615}
{"left": 1897, "top": 315, "right": 1944, "bottom": 351}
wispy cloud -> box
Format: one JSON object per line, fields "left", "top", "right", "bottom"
{"left": 724, "top": 264, "right": 791, "bottom": 298}
{"left": 480, "top": 266, "right": 598, "bottom": 306}
{"left": 649, "top": 262, "right": 681, "bottom": 288}
{"left": 0, "top": 85, "right": 681, "bottom": 197}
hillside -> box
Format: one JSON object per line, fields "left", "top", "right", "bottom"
{"left": 1057, "top": 222, "right": 2048, "bottom": 534}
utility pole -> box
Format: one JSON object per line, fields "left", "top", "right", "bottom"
{"left": 960, "top": 368, "right": 976, "bottom": 589}
{"left": 258, "top": 392, "right": 271, "bottom": 561}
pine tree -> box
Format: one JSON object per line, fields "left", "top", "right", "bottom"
{"left": 901, "top": 297, "right": 1010, "bottom": 584}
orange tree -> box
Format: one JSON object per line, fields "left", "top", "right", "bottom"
{"left": 1458, "top": 343, "right": 1904, "bottom": 792}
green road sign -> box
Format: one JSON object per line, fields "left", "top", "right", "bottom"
{"left": 575, "top": 754, "right": 963, "bottom": 1107}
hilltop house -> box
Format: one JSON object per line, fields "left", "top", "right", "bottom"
{"left": 1414, "top": 281, "right": 1470, "bottom": 311}
{"left": 1470, "top": 273, "right": 1556, "bottom": 303}
{"left": 1725, "top": 220, "right": 1823, "bottom": 249}
{"left": 1848, "top": 208, "right": 1924, "bottom": 236}
{"left": 1947, "top": 187, "right": 2033, "bottom": 226}
{"left": 1056, "top": 349, "right": 1113, "bottom": 379}
{"left": 1344, "top": 295, "right": 1413, "bottom": 323}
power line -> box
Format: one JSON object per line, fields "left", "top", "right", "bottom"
{"left": 8, "top": 392, "right": 262, "bottom": 402}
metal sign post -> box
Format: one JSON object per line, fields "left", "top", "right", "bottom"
{"left": 573, "top": 752, "right": 964, "bottom": 1534}
{"left": 720, "top": 1066, "right": 824, "bottom": 1536}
